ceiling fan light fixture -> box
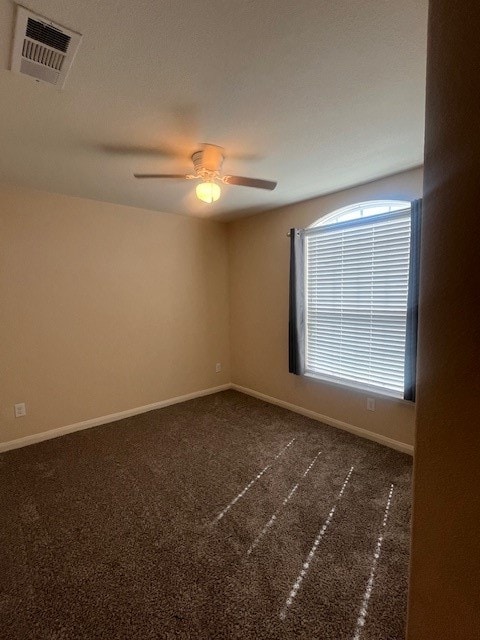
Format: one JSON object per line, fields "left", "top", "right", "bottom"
{"left": 196, "top": 181, "right": 221, "bottom": 203}
{"left": 133, "top": 143, "right": 278, "bottom": 202}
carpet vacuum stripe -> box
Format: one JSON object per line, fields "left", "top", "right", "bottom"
{"left": 351, "top": 484, "right": 395, "bottom": 640}
{"left": 279, "top": 465, "right": 355, "bottom": 620}
{"left": 246, "top": 449, "right": 323, "bottom": 556}
{"left": 212, "top": 437, "right": 297, "bottom": 523}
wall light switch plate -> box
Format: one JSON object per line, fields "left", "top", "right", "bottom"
{"left": 14, "top": 402, "right": 26, "bottom": 417}
{"left": 215, "top": 362, "right": 222, "bottom": 373}
{"left": 366, "top": 397, "right": 376, "bottom": 412}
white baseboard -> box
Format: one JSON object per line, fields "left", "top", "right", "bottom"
{"left": 0, "top": 384, "right": 232, "bottom": 453}
{"left": 1, "top": 382, "right": 413, "bottom": 456}
{"left": 231, "top": 384, "right": 414, "bottom": 456}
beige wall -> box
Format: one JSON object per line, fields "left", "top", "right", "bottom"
{"left": 407, "top": 1, "right": 480, "bottom": 637}
{"left": 228, "top": 167, "right": 423, "bottom": 447}
{"left": 1, "top": 167, "right": 423, "bottom": 449}
{"left": 0, "top": 184, "right": 230, "bottom": 444}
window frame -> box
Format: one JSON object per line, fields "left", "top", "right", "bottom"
{"left": 310, "top": 200, "right": 411, "bottom": 228}
{"left": 303, "top": 200, "right": 412, "bottom": 400}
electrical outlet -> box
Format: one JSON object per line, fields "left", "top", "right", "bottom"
{"left": 366, "top": 397, "right": 376, "bottom": 412}
{"left": 215, "top": 362, "right": 222, "bottom": 373}
{"left": 14, "top": 402, "right": 26, "bottom": 417}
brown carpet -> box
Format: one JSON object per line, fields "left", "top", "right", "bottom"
{"left": 0, "top": 390, "right": 412, "bottom": 639}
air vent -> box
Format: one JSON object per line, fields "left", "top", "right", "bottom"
{"left": 11, "top": 6, "right": 82, "bottom": 88}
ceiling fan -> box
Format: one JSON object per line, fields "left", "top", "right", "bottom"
{"left": 134, "top": 143, "right": 277, "bottom": 203}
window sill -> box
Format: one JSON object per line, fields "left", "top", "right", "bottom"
{"left": 304, "top": 370, "right": 414, "bottom": 404}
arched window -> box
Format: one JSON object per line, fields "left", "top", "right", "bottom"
{"left": 304, "top": 200, "right": 412, "bottom": 396}
{"left": 311, "top": 200, "right": 410, "bottom": 227}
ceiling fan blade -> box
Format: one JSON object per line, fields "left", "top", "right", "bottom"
{"left": 133, "top": 174, "right": 193, "bottom": 179}
{"left": 201, "top": 143, "right": 225, "bottom": 171}
{"left": 222, "top": 175, "right": 277, "bottom": 190}
{"left": 102, "top": 143, "right": 187, "bottom": 158}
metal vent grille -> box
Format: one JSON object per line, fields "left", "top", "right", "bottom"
{"left": 22, "top": 38, "right": 66, "bottom": 71}
{"left": 26, "top": 18, "right": 71, "bottom": 52}
{"left": 11, "top": 6, "right": 82, "bottom": 88}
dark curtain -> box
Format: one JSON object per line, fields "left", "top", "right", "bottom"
{"left": 404, "top": 199, "right": 423, "bottom": 401}
{"left": 288, "top": 229, "right": 305, "bottom": 374}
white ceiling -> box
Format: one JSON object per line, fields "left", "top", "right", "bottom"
{"left": 0, "top": 0, "right": 428, "bottom": 220}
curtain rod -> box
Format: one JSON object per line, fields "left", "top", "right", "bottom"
{"left": 287, "top": 230, "right": 304, "bottom": 237}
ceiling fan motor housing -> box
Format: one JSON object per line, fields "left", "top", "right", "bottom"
{"left": 192, "top": 149, "right": 224, "bottom": 180}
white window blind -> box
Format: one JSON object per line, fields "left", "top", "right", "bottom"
{"left": 305, "top": 207, "right": 411, "bottom": 396}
